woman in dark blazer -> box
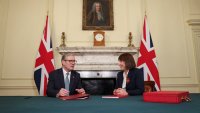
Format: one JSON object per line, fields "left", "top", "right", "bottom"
{"left": 113, "top": 53, "right": 144, "bottom": 96}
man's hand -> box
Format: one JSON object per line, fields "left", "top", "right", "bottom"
{"left": 58, "top": 88, "right": 69, "bottom": 97}
{"left": 113, "top": 88, "right": 128, "bottom": 96}
{"left": 76, "top": 88, "right": 86, "bottom": 94}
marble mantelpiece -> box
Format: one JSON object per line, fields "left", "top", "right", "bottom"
{"left": 56, "top": 47, "right": 139, "bottom": 70}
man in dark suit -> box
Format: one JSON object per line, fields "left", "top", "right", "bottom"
{"left": 47, "top": 53, "right": 85, "bottom": 97}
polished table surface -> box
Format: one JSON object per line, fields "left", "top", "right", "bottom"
{"left": 0, "top": 94, "right": 200, "bottom": 113}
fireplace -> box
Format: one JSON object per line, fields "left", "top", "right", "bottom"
{"left": 78, "top": 70, "right": 118, "bottom": 95}
{"left": 57, "top": 47, "right": 138, "bottom": 95}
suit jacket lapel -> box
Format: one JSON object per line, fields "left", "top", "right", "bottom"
{"left": 69, "top": 71, "right": 75, "bottom": 92}
{"left": 126, "top": 69, "right": 134, "bottom": 87}
{"left": 118, "top": 72, "right": 123, "bottom": 88}
{"left": 58, "top": 68, "right": 65, "bottom": 88}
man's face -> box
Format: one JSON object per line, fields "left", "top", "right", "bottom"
{"left": 62, "top": 55, "right": 76, "bottom": 71}
{"left": 118, "top": 60, "right": 126, "bottom": 70}
{"left": 95, "top": 3, "right": 101, "bottom": 12}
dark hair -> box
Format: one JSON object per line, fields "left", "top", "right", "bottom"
{"left": 118, "top": 53, "right": 136, "bottom": 70}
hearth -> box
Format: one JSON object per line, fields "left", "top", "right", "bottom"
{"left": 78, "top": 70, "right": 118, "bottom": 95}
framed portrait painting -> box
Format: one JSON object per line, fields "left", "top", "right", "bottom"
{"left": 82, "top": 0, "right": 114, "bottom": 30}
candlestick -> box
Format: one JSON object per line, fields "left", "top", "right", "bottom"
{"left": 59, "top": 32, "right": 66, "bottom": 47}
{"left": 128, "top": 32, "right": 134, "bottom": 47}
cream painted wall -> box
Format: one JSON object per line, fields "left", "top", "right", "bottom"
{"left": 0, "top": 0, "right": 200, "bottom": 96}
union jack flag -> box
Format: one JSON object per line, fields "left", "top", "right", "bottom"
{"left": 137, "top": 16, "right": 161, "bottom": 91}
{"left": 34, "top": 15, "right": 55, "bottom": 96}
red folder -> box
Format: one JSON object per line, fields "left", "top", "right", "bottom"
{"left": 59, "top": 94, "right": 89, "bottom": 100}
{"left": 143, "top": 91, "right": 191, "bottom": 104}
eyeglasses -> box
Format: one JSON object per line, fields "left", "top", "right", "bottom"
{"left": 64, "top": 60, "right": 77, "bottom": 63}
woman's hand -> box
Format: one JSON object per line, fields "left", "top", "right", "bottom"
{"left": 113, "top": 88, "right": 128, "bottom": 96}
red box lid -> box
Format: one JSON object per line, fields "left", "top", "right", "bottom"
{"left": 143, "top": 91, "right": 189, "bottom": 96}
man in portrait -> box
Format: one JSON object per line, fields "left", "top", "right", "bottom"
{"left": 87, "top": 1, "right": 107, "bottom": 26}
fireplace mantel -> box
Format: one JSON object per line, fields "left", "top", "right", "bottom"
{"left": 56, "top": 47, "right": 139, "bottom": 70}
{"left": 56, "top": 47, "right": 138, "bottom": 54}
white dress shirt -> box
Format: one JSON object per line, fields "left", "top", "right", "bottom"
{"left": 62, "top": 68, "right": 71, "bottom": 83}
{"left": 122, "top": 70, "right": 129, "bottom": 89}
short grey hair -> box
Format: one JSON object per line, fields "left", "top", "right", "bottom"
{"left": 61, "top": 53, "right": 75, "bottom": 61}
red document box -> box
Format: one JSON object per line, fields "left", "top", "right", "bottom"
{"left": 143, "top": 91, "right": 191, "bottom": 104}
{"left": 59, "top": 94, "right": 89, "bottom": 100}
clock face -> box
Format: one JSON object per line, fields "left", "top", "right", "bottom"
{"left": 95, "top": 33, "right": 104, "bottom": 41}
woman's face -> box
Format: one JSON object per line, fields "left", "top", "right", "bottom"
{"left": 118, "top": 60, "right": 126, "bottom": 70}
